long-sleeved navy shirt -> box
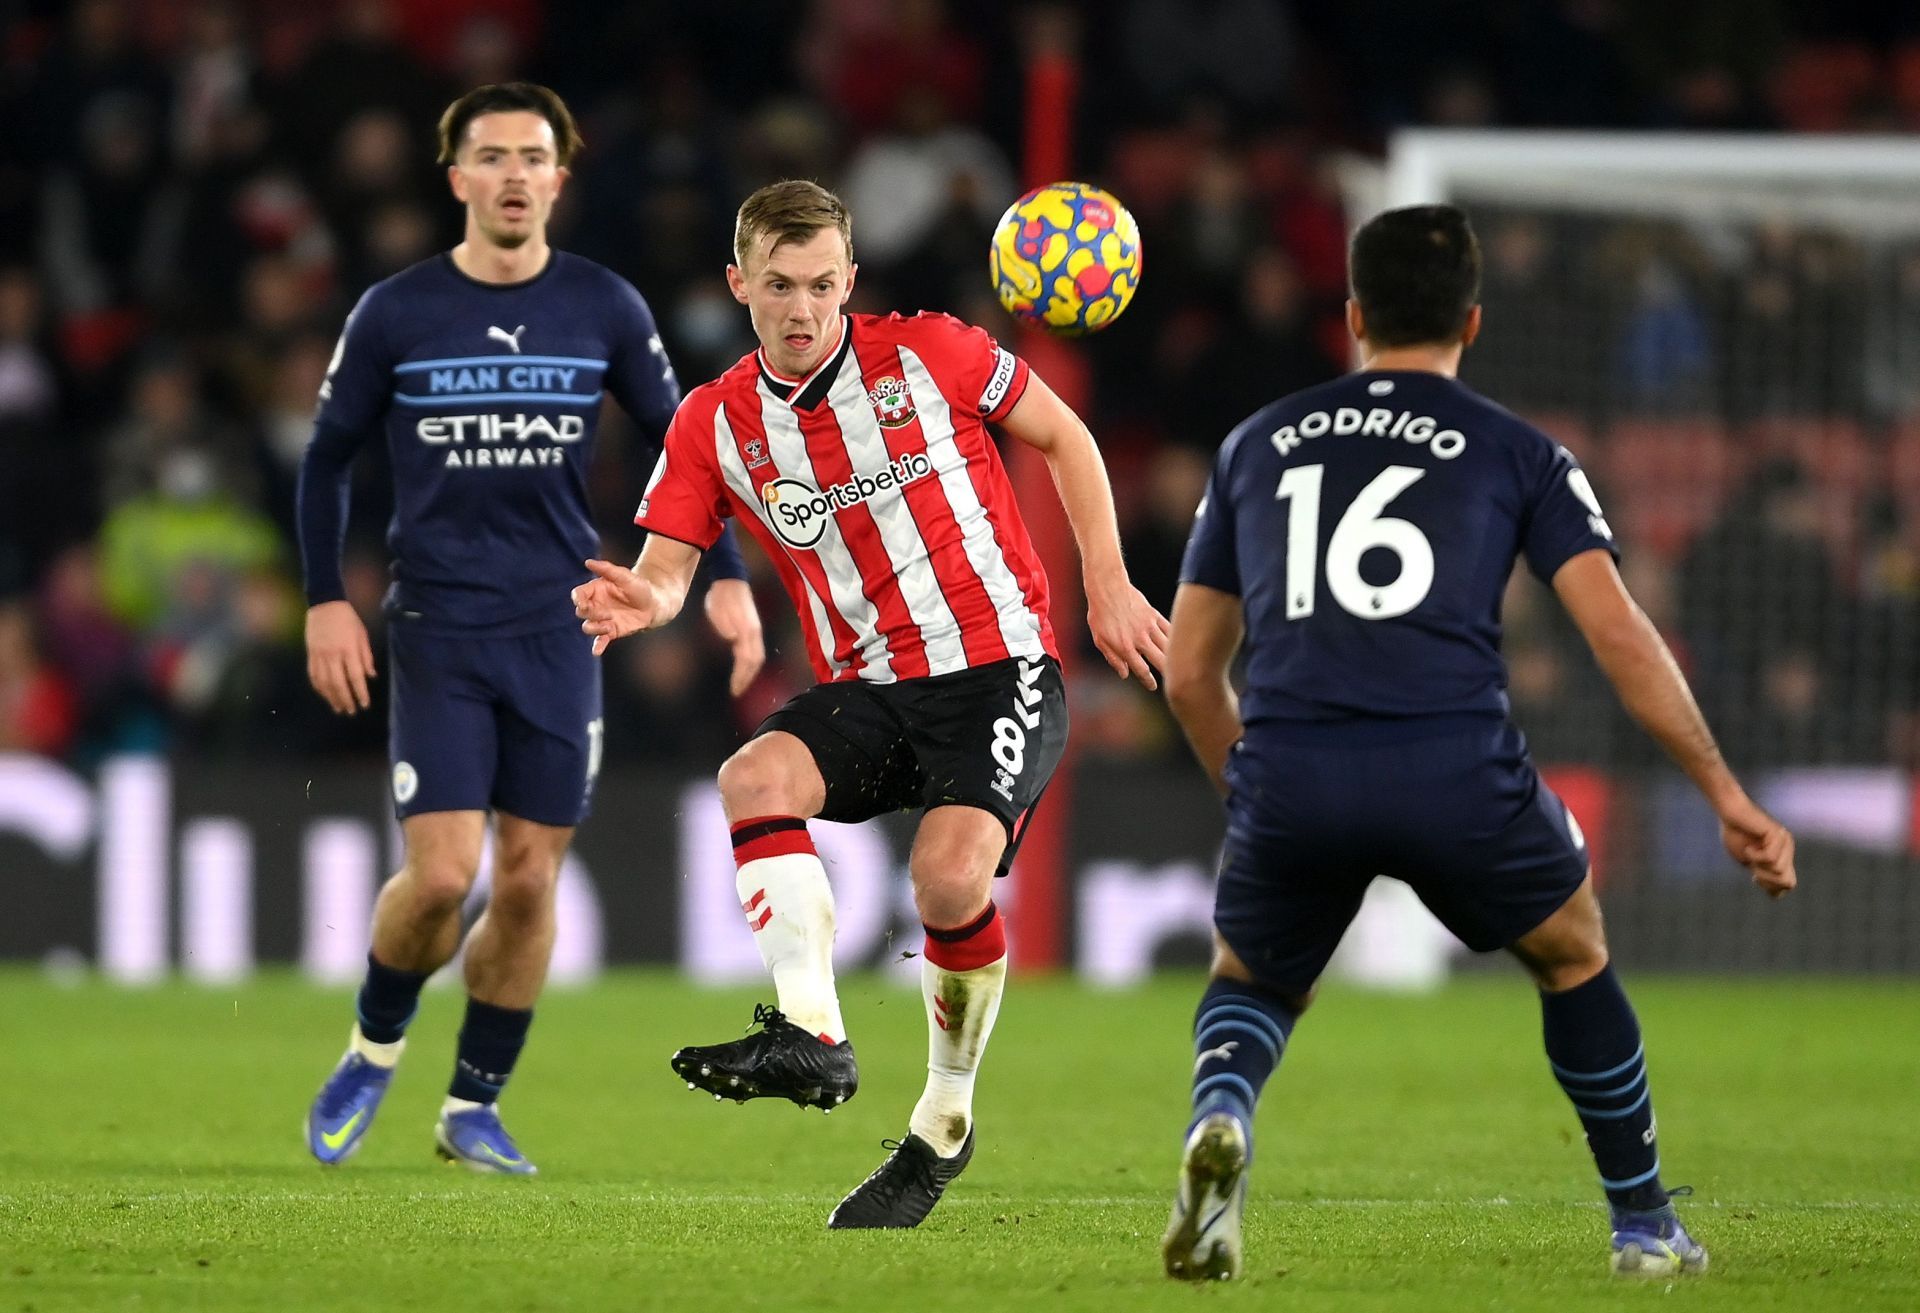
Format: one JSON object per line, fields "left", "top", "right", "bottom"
{"left": 297, "top": 250, "right": 745, "bottom": 635}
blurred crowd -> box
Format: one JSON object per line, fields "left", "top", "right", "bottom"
{"left": 1470, "top": 205, "right": 1920, "bottom": 772}
{"left": 2, "top": 0, "right": 1919, "bottom": 773}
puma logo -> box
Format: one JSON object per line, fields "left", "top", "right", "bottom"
{"left": 487, "top": 324, "right": 527, "bottom": 353}
{"left": 1194, "top": 1040, "right": 1239, "bottom": 1074}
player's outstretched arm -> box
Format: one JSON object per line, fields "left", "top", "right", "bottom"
{"left": 573, "top": 535, "right": 701, "bottom": 657}
{"left": 1552, "top": 549, "right": 1797, "bottom": 897}
{"left": 1001, "top": 373, "right": 1170, "bottom": 689}
{"left": 1164, "top": 582, "right": 1246, "bottom": 798}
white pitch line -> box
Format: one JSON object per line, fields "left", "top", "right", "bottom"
{"left": 1, "top": 1193, "right": 1914, "bottom": 1212}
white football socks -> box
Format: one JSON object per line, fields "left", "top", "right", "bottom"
{"left": 908, "top": 949, "right": 1008, "bottom": 1157}
{"left": 349, "top": 1024, "right": 406, "bottom": 1069}
{"left": 736, "top": 851, "right": 846, "bottom": 1044}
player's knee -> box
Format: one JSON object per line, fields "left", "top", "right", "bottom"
{"left": 913, "top": 880, "right": 992, "bottom": 931}
{"left": 403, "top": 857, "right": 478, "bottom": 918}
{"left": 488, "top": 855, "right": 559, "bottom": 923}
{"left": 1530, "top": 947, "right": 1608, "bottom": 993}
{"left": 1515, "top": 925, "right": 1609, "bottom": 991}
{"left": 1511, "top": 876, "right": 1610, "bottom": 991}
{"left": 909, "top": 842, "right": 996, "bottom": 928}
{"left": 717, "top": 740, "right": 805, "bottom": 819}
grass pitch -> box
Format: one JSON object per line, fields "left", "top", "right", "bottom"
{"left": 1, "top": 971, "right": 1915, "bottom": 1312}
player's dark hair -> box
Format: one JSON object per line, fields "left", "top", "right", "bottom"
{"left": 1349, "top": 205, "right": 1481, "bottom": 347}
{"left": 734, "top": 180, "right": 855, "bottom": 269}
{"left": 436, "top": 82, "right": 583, "bottom": 167}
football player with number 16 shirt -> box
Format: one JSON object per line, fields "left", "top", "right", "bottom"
{"left": 572, "top": 180, "right": 1168, "bottom": 1228}
{"left": 1159, "top": 205, "right": 1798, "bottom": 1281}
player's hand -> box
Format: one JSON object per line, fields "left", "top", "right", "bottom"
{"left": 703, "top": 578, "right": 766, "bottom": 697}
{"left": 573, "top": 558, "right": 661, "bottom": 656}
{"left": 1718, "top": 794, "right": 1797, "bottom": 898}
{"left": 1085, "top": 571, "right": 1171, "bottom": 691}
{"left": 305, "top": 600, "right": 376, "bottom": 715}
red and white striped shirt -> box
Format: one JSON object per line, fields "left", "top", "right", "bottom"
{"left": 636, "top": 311, "right": 1057, "bottom": 684}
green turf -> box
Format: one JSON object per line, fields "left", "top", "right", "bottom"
{"left": 1, "top": 971, "right": 1914, "bottom": 1312}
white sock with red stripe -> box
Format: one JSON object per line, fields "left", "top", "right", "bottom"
{"left": 908, "top": 902, "right": 1008, "bottom": 1157}
{"left": 731, "top": 816, "right": 846, "bottom": 1045}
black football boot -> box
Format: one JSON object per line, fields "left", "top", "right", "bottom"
{"left": 670, "top": 1003, "right": 858, "bottom": 1111}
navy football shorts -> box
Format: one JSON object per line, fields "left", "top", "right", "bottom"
{"left": 386, "top": 618, "right": 603, "bottom": 827}
{"left": 1214, "top": 716, "right": 1589, "bottom": 995}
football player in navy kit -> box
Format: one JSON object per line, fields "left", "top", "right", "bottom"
{"left": 1158, "top": 205, "right": 1797, "bottom": 1280}
{"left": 298, "top": 83, "right": 764, "bottom": 1174}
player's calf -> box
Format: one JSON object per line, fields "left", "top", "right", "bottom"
{"left": 728, "top": 813, "right": 848, "bottom": 1043}
{"left": 1539, "top": 967, "right": 1674, "bottom": 1205}
{"left": 1162, "top": 974, "right": 1297, "bottom": 1280}
{"left": 907, "top": 900, "right": 1009, "bottom": 1156}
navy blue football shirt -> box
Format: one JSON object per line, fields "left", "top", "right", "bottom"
{"left": 298, "top": 251, "right": 744, "bottom": 634}
{"left": 1180, "top": 370, "right": 1616, "bottom": 724}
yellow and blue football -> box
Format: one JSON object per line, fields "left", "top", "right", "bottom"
{"left": 990, "top": 181, "right": 1142, "bottom": 336}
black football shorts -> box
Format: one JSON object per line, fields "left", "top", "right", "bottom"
{"left": 756, "top": 654, "right": 1068, "bottom": 837}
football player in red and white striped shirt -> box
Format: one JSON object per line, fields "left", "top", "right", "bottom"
{"left": 572, "top": 180, "right": 1166, "bottom": 1227}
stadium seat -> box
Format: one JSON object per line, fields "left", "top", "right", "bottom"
{"left": 1743, "top": 417, "right": 1869, "bottom": 487}
{"left": 1890, "top": 43, "right": 1920, "bottom": 124}
{"left": 1889, "top": 422, "right": 1920, "bottom": 513}
{"left": 1106, "top": 129, "right": 1200, "bottom": 216}
{"left": 1743, "top": 418, "right": 1873, "bottom": 569}
{"left": 1598, "top": 419, "right": 1742, "bottom": 558}
{"left": 1768, "top": 43, "right": 1882, "bottom": 133}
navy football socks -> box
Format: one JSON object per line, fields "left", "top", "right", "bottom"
{"left": 355, "top": 952, "right": 429, "bottom": 1044}
{"left": 1540, "top": 965, "right": 1669, "bottom": 1212}
{"left": 1188, "top": 976, "right": 1298, "bottom": 1162}
{"left": 449, "top": 998, "right": 535, "bottom": 1105}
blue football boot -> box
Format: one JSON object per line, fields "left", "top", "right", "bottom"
{"left": 1610, "top": 1204, "right": 1709, "bottom": 1277}
{"left": 434, "top": 1105, "right": 538, "bottom": 1175}
{"left": 306, "top": 1048, "right": 394, "bottom": 1165}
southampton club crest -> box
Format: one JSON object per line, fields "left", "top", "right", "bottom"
{"left": 866, "top": 375, "right": 917, "bottom": 428}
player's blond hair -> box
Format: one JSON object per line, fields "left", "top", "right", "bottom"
{"left": 733, "top": 180, "right": 855, "bottom": 270}
{"left": 436, "top": 82, "right": 583, "bottom": 167}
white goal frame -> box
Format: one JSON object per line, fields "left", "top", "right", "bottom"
{"left": 1368, "top": 129, "right": 1920, "bottom": 232}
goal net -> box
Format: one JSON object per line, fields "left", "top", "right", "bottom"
{"left": 1339, "top": 131, "right": 1920, "bottom": 976}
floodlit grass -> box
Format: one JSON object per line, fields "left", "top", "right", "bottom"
{"left": 2, "top": 970, "right": 1914, "bottom": 1311}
